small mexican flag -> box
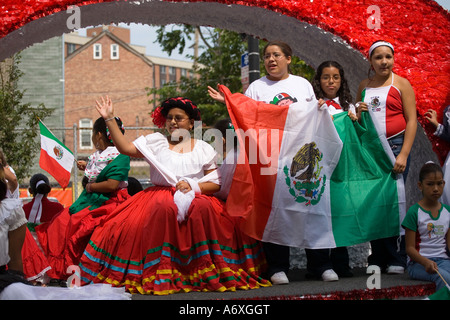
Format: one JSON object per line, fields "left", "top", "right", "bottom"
{"left": 426, "top": 285, "right": 450, "bottom": 300}
{"left": 39, "top": 120, "right": 74, "bottom": 189}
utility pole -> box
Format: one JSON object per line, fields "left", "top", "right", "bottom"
{"left": 247, "top": 35, "right": 260, "bottom": 84}
{"left": 193, "top": 27, "right": 199, "bottom": 69}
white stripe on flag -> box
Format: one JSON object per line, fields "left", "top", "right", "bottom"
{"left": 40, "top": 133, "right": 74, "bottom": 172}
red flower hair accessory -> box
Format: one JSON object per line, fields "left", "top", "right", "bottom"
{"left": 150, "top": 105, "right": 165, "bottom": 128}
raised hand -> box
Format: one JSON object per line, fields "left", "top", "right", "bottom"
{"left": 207, "top": 85, "right": 225, "bottom": 104}
{"left": 95, "top": 95, "right": 114, "bottom": 119}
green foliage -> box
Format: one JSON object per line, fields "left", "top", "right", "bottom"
{"left": 148, "top": 26, "right": 315, "bottom": 126}
{"left": 0, "top": 54, "right": 52, "bottom": 181}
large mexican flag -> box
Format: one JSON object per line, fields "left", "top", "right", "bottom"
{"left": 220, "top": 85, "right": 405, "bottom": 248}
{"left": 39, "top": 120, "right": 74, "bottom": 189}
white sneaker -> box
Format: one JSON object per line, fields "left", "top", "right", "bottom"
{"left": 270, "top": 271, "right": 289, "bottom": 285}
{"left": 321, "top": 269, "right": 339, "bottom": 282}
{"left": 386, "top": 265, "right": 405, "bottom": 274}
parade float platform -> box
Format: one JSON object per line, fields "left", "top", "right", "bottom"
{"left": 132, "top": 267, "right": 435, "bottom": 301}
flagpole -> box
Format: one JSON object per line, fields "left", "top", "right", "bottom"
{"left": 38, "top": 117, "right": 66, "bottom": 145}
{"left": 436, "top": 269, "right": 450, "bottom": 289}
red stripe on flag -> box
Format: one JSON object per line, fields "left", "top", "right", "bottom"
{"left": 39, "top": 149, "right": 71, "bottom": 189}
{"left": 220, "top": 85, "right": 289, "bottom": 240}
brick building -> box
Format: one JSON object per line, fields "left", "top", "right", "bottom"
{"left": 64, "top": 25, "right": 196, "bottom": 158}
{"left": 12, "top": 25, "right": 197, "bottom": 190}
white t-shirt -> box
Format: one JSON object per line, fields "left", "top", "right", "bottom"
{"left": 402, "top": 203, "right": 450, "bottom": 260}
{"left": 0, "top": 198, "right": 27, "bottom": 266}
{"left": 245, "top": 74, "right": 315, "bottom": 105}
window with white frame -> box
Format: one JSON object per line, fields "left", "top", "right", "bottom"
{"left": 79, "top": 118, "right": 93, "bottom": 149}
{"left": 93, "top": 43, "right": 102, "bottom": 59}
{"left": 110, "top": 44, "right": 119, "bottom": 60}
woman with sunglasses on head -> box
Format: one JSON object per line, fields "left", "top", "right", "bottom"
{"left": 209, "top": 41, "right": 315, "bottom": 285}
{"left": 77, "top": 96, "right": 269, "bottom": 295}
{"left": 357, "top": 40, "right": 417, "bottom": 275}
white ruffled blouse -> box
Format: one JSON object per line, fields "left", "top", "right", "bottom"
{"left": 84, "top": 146, "right": 128, "bottom": 189}
{"left": 135, "top": 132, "right": 218, "bottom": 185}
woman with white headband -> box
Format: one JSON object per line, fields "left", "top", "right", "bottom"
{"left": 356, "top": 40, "right": 417, "bottom": 276}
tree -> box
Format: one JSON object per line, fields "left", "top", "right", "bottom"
{"left": 0, "top": 54, "right": 52, "bottom": 181}
{"left": 148, "top": 25, "right": 314, "bottom": 126}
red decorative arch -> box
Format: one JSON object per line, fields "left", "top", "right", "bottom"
{"left": 0, "top": 0, "right": 449, "bottom": 161}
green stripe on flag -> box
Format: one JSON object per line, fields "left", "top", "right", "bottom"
{"left": 427, "top": 285, "right": 450, "bottom": 300}
{"left": 330, "top": 112, "right": 400, "bottom": 247}
{"left": 39, "top": 121, "right": 73, "bottom": 155}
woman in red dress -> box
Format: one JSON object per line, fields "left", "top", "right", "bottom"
{"left": 79, "top": 96, "right": 269, "bottom": 295}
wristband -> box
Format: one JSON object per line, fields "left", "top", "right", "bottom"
{"left": 105, "top": 117, "right": 115, "bottom": 123}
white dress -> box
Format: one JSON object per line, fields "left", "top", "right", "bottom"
{"left": 134, "top": 132, "right": 218, "bottom": 185}
{"left": 133, "top": 132, "right": 220, "bottom": 221}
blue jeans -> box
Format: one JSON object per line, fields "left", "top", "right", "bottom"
{"left": 407, "top": 258, "right": 450, "bottom": 291}
{"left": 388, "top": 134, "right": 410, "bottom": 182}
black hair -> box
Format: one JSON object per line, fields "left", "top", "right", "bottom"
{"left": 29, "top": 173, "right": 51, "bottom": 195}
{"left": 312, "top": 60, "right": 353, "bottom": 111}
{"left": 419, "top": 162, "right": 443, "bottom": 182}
{"left": 160, "top": 97, "right": 201, "bottom": 121}
{"left": 127, "top": 177, "right": 143, "bottom": 196}
{"left": 93, "top": 117, "right": 125, "bottom": 145}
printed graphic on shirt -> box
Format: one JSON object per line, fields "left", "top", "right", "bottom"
{"left": 427, "top": 222, "right": 444, "bottom": 238}
{"left": 369, "top": 96, "right": 381, "bottom": 112}
{"left": 270, "top": 92, "right": 298, "bottom": 106}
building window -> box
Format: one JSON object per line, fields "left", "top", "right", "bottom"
{"left": 169, "top": 66, "right": 176, "bottom": 82}
{"left": 181, "top": 68, "right": 187, "bottom": 77}
{"left": 93, "top": 43, "right": 102, "bottom": 60}
{"left": 110, "top": 44, "right": 119, "bottom": 60}
{"left": 160, "top": 66, "right": 167, "bottom": 87}
{"left": 79, "top": 118, "right": 93, "bottom": 149}
{"left": 67, "top": 43, "right": 76, "bottom": 55}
